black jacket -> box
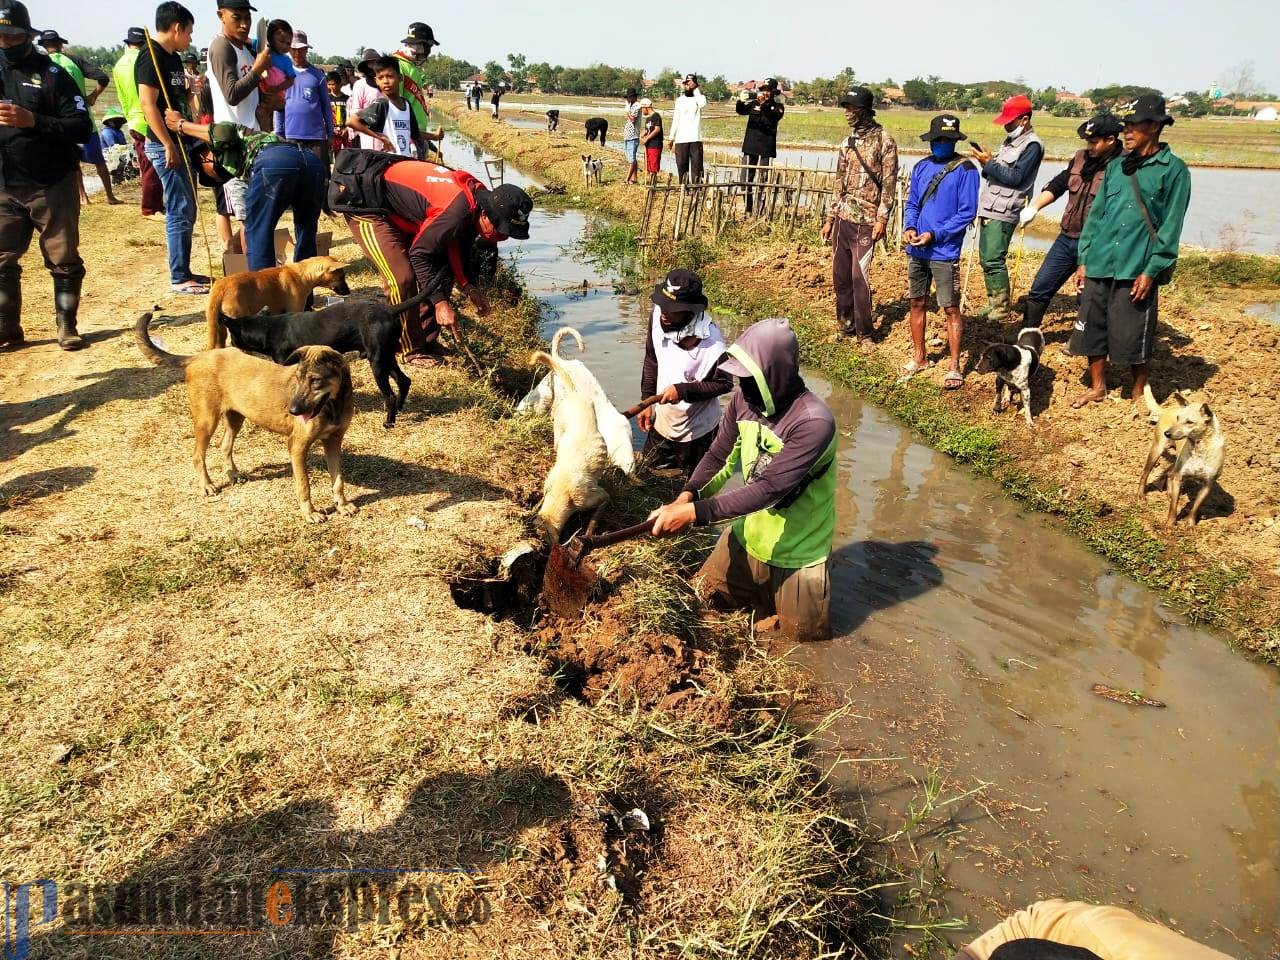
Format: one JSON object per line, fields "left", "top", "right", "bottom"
{"left": 736, "top": 97, "right": 784, "bottom": 158}
{"left": 0, "top": 47, "right": 92, "bottom": 188}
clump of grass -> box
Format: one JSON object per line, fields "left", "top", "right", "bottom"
{"left": 579, "top": 222, "right": 639, "bottom": 266}
{"left": 1176, "top": 250, "right": 1280, "bottom": 289}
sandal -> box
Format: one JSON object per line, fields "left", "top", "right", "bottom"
{"left": 188, "top": 273, "right": 212, "bottom": 285}
{"left": 897, "top": 358, "right": 932, "bottom": 382}
{"left": 943, "top": 369, "right": 964, "bottom": 390}
{"left": 404, "top": 354, "right": 442, "bottom": 369}
{"left": 171, "top": 280, "right": 210, "bottom": 295}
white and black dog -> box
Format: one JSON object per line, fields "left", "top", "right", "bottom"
{"left": 975, "top": 327, "right": 1045, "bottom": 428}
{"left": 582, "top": 155, "right": 605, "bottom": 185}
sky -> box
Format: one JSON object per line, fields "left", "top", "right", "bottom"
{"left": 49, "top": 0, "right": 1280, "bottom": 97}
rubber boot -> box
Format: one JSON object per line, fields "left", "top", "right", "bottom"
{"left": 0, "top": 271, "right": 22, "bottom": 349}
{"left": 1023, "top": 297, "right": 1048, "bottom": 328}
{"left": 985, "top": 289, "right": 1011, "bottom": 323}
{"left": 54, "top": 275, "right": 86, "bottom": 351}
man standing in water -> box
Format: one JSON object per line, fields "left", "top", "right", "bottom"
{"left": 1069, "top": 95, "right": 1190, "bottom": 408}
{"left": 649, "top": 317, "right": 837, "bottom": 642}
{"left": 821, "top": 86, "right": 898, "bottom": 344}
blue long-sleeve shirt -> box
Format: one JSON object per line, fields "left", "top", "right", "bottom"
{"left": 903, "top": 156, "right": 980, "bottom": 261}
{"left": 274, "top": 64, "right": 333, "bottom": 141}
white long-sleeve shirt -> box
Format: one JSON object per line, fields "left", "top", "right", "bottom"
{"left": 669, "top": 89, "right": 707, "bottom": 144}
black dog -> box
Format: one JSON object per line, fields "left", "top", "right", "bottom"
{"left": 975, "top": 327, "right": 1045, "bottom": 429}
{"left": 546, "top": 109, "right": 559, "bottom": 132}
{"left": 220, "top": 289, "right": 434, "bottom": 429}
{"left": 584, "top": 117, "right": 608, "bottom": 146}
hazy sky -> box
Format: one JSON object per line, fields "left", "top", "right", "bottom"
{"left": 48, "top": 0, "right": 1278, "bottom": 96}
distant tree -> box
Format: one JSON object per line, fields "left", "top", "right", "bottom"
{"left": 66, "top": 44, "right": 123, "bottom": 73}
{"left": 1179, "top": 90, "right": 1211, "bottom": 118}
{"left": 1050, "top": 100, "right": 1084, "bottom": 118}
{"left": 903, "top": 77, "right": 936, "bottom": 109}
{"left": 1034, "top": 87, "right": 1059, "bottom": 109}
{"left": 421, "top": 54, "right": 479, "bottom": 91}
{"left": 484, "top": 60, "right": 507, "bottom": 90}
{"left": 703, "top": 75, "right": 731, "bottom": 101}
{"left": 1086, "top": 84, "right": 1162, "bottom": 107}
{"left": 507, "top": 53, "right": 528, "bottom": 92}
{"left": 1218, "top": 60, "right": 1262, "bottom": 98}
{"left": 975, "top": 94, "right": 1004, "bottom": 113}
{"left": 652, "top": 68, "right": 681, "bottom": 99}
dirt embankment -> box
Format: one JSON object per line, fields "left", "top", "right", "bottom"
{"left": 448, "top": 102, "right": 1280, "bottom": 664}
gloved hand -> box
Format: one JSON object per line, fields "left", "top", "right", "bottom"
{"left": 1019, "top": 204, "right": 1038, "bottom": 227}
{"left": 739, "top": 89, "right": 752, "bottom": 102}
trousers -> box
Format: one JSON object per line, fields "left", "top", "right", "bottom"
{"left": 831, "top": 219, "right": 875, "bottom": 335}
{"left": 244, "top": 144, "right": 326, "bottom": 272}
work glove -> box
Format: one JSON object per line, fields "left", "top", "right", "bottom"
{"left": 739, "top": 89, "right": 752, "bottom": 102}
{"left": 1019, "top": 205, "right": 1038, "bottom": 227}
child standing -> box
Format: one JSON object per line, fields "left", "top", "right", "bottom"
{"left": 640, "top": 99, "right": 663, "bottom": 183}
{"left": 347, "top": 58, "right": 442, "bottom": 158}
{"left": 327, "top": 71, "right": 350, "bottom": 154}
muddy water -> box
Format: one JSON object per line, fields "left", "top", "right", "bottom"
{"left": 443, "top": 130, "right": 1280, "bottom": 956}
{"left": 501, "top": 110, "right": 1280, "bottom": 255}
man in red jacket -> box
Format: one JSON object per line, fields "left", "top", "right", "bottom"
{"left": 342, "top": 160, "right": 531, "bottom": 367}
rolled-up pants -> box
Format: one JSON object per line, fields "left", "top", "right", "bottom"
{"left": 831, "top": 219, "right": 875, "bottom": 335}
{"left": 696, "top": 529, "right": 831, "bottom": 642}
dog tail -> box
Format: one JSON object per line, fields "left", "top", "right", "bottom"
{"left": 550, "top": 327, "right": 584, "bottom": 361}
{"left": 385, "top": 287, "right": 438, "bottom": 319}
{"left": 1141, "top": 383, "right": 1163, "bottom": 420}
{"left": 531, "top": 349, "right": 577, "bottom": 393}
{"left": 134, "top": 312, "right": 191, "bottom": 368}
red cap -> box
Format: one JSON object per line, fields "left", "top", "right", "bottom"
{"left": 993, "top": 94, "right": 1034, "bottom": 126}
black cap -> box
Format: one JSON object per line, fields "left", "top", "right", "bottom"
{"left": 478, "top": 184, "right": 532, "bottom": 240}
{"left": 402, "top": 22, "right": 439, "bottom": 46}
{"left": 123, "top": 26, "right": 146, "bottom": 45}
{"left": 357, "top": 47, "right": 379, "bottom": 66}
{"left": 217, "top": 0, "right": 257, "bottom": 10}
{"left": 651, "top": 269, "right": 708, "bottom": 315}
{"left": 1077, "top": 113, "right": 1122, "bottom": 139}
{"left": 683, "top": 73, "right": 698, "bottom": 85}
{"left": 625, "top": 88, "right": 638, "bottom": 99}
{"left": 921, "top": 113, "right": 967, "bottom": 142}
{"left": 838, "top": 86, "right": 875, "bottom": 114}
{"left": 38, "top": 29, "right": 67, "bottom": 45}
{"left": 1117, "top": 94, "right": 1174, "bottom": 127}
{"left": 0, "top": 1, "right": 33, "bottom": 36}
{"left": 184, "top": 51, "right": 199, "bottom": 63}
{"left": 760, "top": 77, "right": 779, "bottom": 94}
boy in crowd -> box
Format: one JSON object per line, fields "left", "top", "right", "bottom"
{"left": 1069, "top": 95, "right": 1191, "bottom": 408}
{"left": 638, "top": 269, "right": 732, "bottom": 477}
{"left": 347, "top": 57, "right": 442, "bottom": 158}
{"left": 137, "top": 1, "right": 207, "bottom": 295}
{"left": 639, "top": 99, "right": 662, "bottom": 184}
{"left": 327, "top": 71, "right": 350, "bottom": 153}
{"left": 622, "top": 88, "right": 641, "bottom": 184}
{"left": 900, "top": 114, "right": 980, "bottom": 388}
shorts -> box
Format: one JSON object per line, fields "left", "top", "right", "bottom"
{"left": 645, "top": 146, "right": 661, "bottom": 174}
{"left": 1069, "top": 277, "right": 1159, "bottom": 365}
{"left": 81, "top": 137, "right": 105, "bottom": 166}
{"left": 223, "top": 177, "right": 249, "bottom": 221}
{"left": 907, "top": 256, "right": 960, "bottom": 309}
{"left": 624, "top": 138, "right": 640, "bottom": 163}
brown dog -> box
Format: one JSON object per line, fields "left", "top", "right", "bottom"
{"left": 136, "top": 313, "right": 357, "bottom": 523}
{"left": 205, "top": 256, "right": 351, "bottom": 350}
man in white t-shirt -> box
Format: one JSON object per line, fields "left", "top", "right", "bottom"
{"left": 668, "top": 73, "right": 707, "bottom": 183}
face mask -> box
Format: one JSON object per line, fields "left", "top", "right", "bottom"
{"left": 0, "top": 42, "right": 31, "bottom": 64}
{"left": 931, "top": 141, "right": 955, "bottom": 161}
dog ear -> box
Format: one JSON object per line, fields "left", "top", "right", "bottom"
{"left": 1200, "top": 403, "right": 1213, "bottom": 419}
{"left": 284, "top": 348, "right": 306, "bottom": 367}
{"left": 1171, "top": 390, "right": 1188, "bottom": 405}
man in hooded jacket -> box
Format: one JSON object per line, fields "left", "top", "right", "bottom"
{"left": 649, "top": 317, "right": 837, "bottom": 641}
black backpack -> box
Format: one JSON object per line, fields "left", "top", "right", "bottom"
{"left": 327, "top": 149, "right": 413, "bottom": 215}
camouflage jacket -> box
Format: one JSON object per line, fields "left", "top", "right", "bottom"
{"left": 826, "top": 123, "right": 899, "bottom": 226}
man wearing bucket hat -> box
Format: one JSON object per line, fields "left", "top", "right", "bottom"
{"left": 1017, "top": 114, "right": 1123, "bottom": 329}
{"left": 39, "top": 28, "right": 122, "bottom": 206}
{"left": 0, "top": 0, "right": 93, "bottom": 350}
{"left": 971, "top": 93, "right": 1044, "bottom": 321}
{"left": 822, "top": 86, "right": 898, "bottom": 343}
{"left": 332, "top": 157, "right": 532, "bottom": 367}
{"left": 638, "top": 269, "right": 732, "bottom": 477}
{"left": 649, "top": 317, "right": 838, "bottom": 642}
{"left": 900, "top": 114, "right": 980, "bottom": 388}
{"left": 1068, "top": 95, "right": 1190, "bottom": 409}
{"left": 736, "top": 78, "right": 785, "bottom": 213}
{"left": 393, "top": 22, "right": 439, "bottom": 135}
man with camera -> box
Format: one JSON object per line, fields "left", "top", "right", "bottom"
{"left": 736, "top": 78, "right": 784, "bottom": 213}
{"left": 668, "top": 73, "right": 706, "bottom": 184}
{"left": 0, "top": 0, "right": 94, "bottom": 350}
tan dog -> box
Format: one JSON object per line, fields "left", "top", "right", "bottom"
{"left": 205, "top": 256, "right": 351, "bottom": 350}
{"left": 136, "top": 313, "right": 357, "bottom": 523}
{"left": 1140, "top": 384, "right": 1225, "bottom": 526}
{"left": 532, "top": 328, "right": 611, "bottom": 541}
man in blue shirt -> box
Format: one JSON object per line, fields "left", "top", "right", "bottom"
{"left": 274, "top": 29, "right": 332, "bottom": 170}
{"left": 900, "top": 114, "right": 980, "bottom": 388}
